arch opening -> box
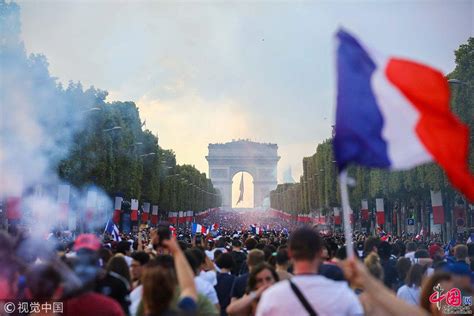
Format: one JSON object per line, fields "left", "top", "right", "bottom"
{"left": 231, "top": 171, "right": 254, "bottom": 208}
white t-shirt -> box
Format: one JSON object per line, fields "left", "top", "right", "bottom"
{"left": 195, "top": 275, "right": 219, "bottom": 305}
{"left": 129, "top": 285, "right": 142, "bottom": 316}
{"left": 256, "top": 275, "right": 364, "bottom": 316}
{"left": 199, "top": 270, "right": 217, "bottom": 286}
{"left": 397, "top": 285, "right": 420, "bottom": 305}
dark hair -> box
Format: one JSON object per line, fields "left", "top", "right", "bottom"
{"left": 107, "top": 255, "right": 131, "bottom": 286}
{"left": 406, "top": 242, "right": 417, "bottom": 252}
{"left": 190, "top": 247, "right": 206, "bottom": 266}
{"left": 276, "top": 248, "right": 290, "bottom": 266}
{"left": 405, "top": 263, "right": 427, "bottom": 287}
{"left": 245, "top": 238, "right": 258, "bottom": 251}
{"left": 116, "top": 241, "right": 131, "bottom": 255}
{"left": 414, "top": 249, "right": 430, "bottom": 259}
{"left": 289, "top": 226, "right": 323, "bottom": 261}
{"left": 232, "top": 239, "right": 242, "bottom": 247}
{"left": 98, "top": 247, "right": 112, "bottom": 267}
{"left": 247, "top": 249, "right": 265, "bottom": 269}
{"left": 396, "top": 257, "right": 412, "bottom": 283}
{"left": 26, "top": 263, "right": 61, "bottom": 303}
{"left": 184, "top": 249, "right": 200, "bottom": 274}
{"left": 131, "top": 251, "right": 150, "bottom": 266}
{"left": 246, "top": 263, "right": 279, "bottom": 293}
{"left": 215, "top": 253, "right": 235, "bottom": 270}
{"left": 364, "top": 237, "right": 380, "bottom": 255}
{"left": 377, "top": 241, "right": 392, "bottom": 260}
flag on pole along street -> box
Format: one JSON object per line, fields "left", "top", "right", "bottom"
{"left": 142, "top": 202, "right": 150, "bottom": 222}
{"left": 334, "top": 28, "right": 474, "bottom": 201}
{"left": 113, "top": 197, "right": 123, "bottom": 224}
{"left": 376, "top": 198, "right": 385, "bottom": 225}
{"left": 334, "top": 207, "right": 341, "bottom": 225}
{"left": 236, "top": 172, "right": 244, "bottom": 205}
{"left": 430, "top": 190, "right": 445, "bottom": 224}
{"left": 151, "top": 205, "right": 159, "bottom": 225}
{"left": 361, "top": 200, "right": 369, "bottom": 221}
{"left": 104, "top": 219, "right": 122, "bottom": 241}
{"left": 131, "top": 199, "right": 139, "bottom": 221}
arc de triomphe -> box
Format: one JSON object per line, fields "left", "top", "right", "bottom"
{"left": 206, "top": 140, "right": 280, "bottom": 209}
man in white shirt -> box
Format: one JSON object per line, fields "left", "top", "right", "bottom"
{"left": 256, "top": 227, "right": 364, "bottom": 316}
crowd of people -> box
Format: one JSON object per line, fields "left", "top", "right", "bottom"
{"left": 1, "top": 209, "right": 474, "bottom": 315}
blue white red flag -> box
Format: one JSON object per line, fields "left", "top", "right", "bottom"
{"left": 104, "top": 219, "right": 121, "bottom": 241}
{"left": 334, "top": 29, "right": 474, "bottom": 201}
{"left": 191, "top": 223, "right": 207, "bottom": 235}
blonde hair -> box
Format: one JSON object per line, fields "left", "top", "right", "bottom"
{"left": 364, "top": 253, "right": 384, "bottom": 280}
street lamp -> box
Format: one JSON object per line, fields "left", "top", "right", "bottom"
{"left": 103, "top": 126, "right": 122, "bottom": 132}
{"left": 140, "top": 152, "right": 156, "bottom": 158}
{"left": 82, "top": 107, "right": 101, "bottom": 114}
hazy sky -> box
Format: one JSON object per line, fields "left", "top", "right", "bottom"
{"left": 17, "top": 0, "right": 473, "bottom": 193}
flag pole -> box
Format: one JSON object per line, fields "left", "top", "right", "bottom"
{"left": 339, "top": 169, "right": 354, "bottom": 258}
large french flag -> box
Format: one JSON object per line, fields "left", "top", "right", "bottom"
{"left": 334, "top": 29, "right": 474, "bottom": 201}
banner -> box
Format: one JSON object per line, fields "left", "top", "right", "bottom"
{"left": 131, "top": 199, "right": 139, "bottom": 221}
{"left": 361, "top": 199, "right": 369, "bottom": 221}
{"left": 430, "top": 191, "right": 445, "bottom": 224}
{"left": 334, "top": 207, "right": 341, "bottom": 225}
{"left": 151, "top": 205, "right": 159, "bottom": 225}
{"left": 454, "top": 206, "right": 466, "bottom": 227}
{"left": 113, "top": 197, "right": 123, "bottom": 224}
{"left": 142, "top": 202, "right": 150, "bottom": 222}
{"left": 376, "top": 198, "right": 385, "bottom": 225}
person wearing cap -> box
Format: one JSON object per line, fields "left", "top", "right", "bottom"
{"left": 65, "top": 234, "right": 125, "bottom": 316}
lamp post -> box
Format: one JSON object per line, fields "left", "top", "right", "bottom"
{"left": 103, "top": 126, "right": 122, "bottom": 132}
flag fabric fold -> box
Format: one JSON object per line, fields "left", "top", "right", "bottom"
{"left": 334, "top": 28, "right": 474, "bottom": 201}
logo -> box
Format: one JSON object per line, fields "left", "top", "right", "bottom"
{"left": 429, "top": 284, "right": 472, "bottom": 314}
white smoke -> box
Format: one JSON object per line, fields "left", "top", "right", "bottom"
{"left": 0, "top": 1, "right": 112, "bottom": 234}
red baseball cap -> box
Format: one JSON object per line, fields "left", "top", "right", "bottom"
{"left": 74, "top": 234, "right": 101, "bottom": 252}
{"left": 429, "top": 244, "right": 442, "bottom": 258}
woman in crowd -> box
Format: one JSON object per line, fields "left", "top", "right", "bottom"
{"left": 226, "top": 263, "right": 278, "bottom": 316}
{"left": 396, "top": 263, "right": 427, "bottom": 305}
{"left": 141, "top": 236, "right": 198, "bottom": 316}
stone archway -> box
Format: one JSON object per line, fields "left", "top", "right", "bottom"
{"left": 206, "top": 140, "right": 280, "bottom": 210}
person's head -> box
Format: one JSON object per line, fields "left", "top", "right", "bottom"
{"left": 245, "top": 238, "right": 258, "bottom": 251}
{"left": 107, "top": 255, "right": 131, "bottom": 285}
{"left": 25, "top": 263, "right": 62, "bottom": 303}
{"left": 130, "top": 251, "right": 150, "bottom": 282}
{"left": 247, "top": 249, "right": 265, "bottom": 271}
{"left": 247, "top": 263, "right": 278, "bottom": 293}
{"left": 215, "top": 253, "right": 234, "bottom": 271}
{"left": 396, "top": 257, "right": 412, "bottom": 283}
{"left": 364, "top": 253, "right": 383, "bottom": 280}
{"left": 288, "top": 226, "right": 323, "bottom": 262}
{"left": 189, "top": 247, "right": 206, "bottom": 270}
{"left": 414, "top": 249, "right": 430, "bottom": 259}
{"left": 232, "top": 239, "right": 242, "bottom": 249}
{"left": 405, "top": 263, "right": 427, "bottom": 288}
{"left": 429, "top": 244, "right": 444, "bottom": 260}
{"left": 275, "top": 248, "right": 290, "bottom": 268}
{"left": 364, "top": 237, "right": 380, "bottom": 255}
{"left": 420, "top": 272, "right": 453, "bottom": 316}
{"left": 141, "top": 264, "right": 176, "bottom": 315}
{"left": 98, "top": 247, "right": 112, "bottom": 268}
{"left": 454, "top": 244, "right": 468, "bottom": 261}
{"left": 116, "top": 241, "right": 132, "bottom": 256}
{"left": 406, "top": 242, "right": 417, "bottom": 253}
{"left": 377, "top": 241, "right": 392, "bottom": 260}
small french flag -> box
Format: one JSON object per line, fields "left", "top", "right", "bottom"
{"left": 250, "top": 224, "right": 262, "bottom": 235}
{"left": 191, "top": 223, "right": 207, "bottom": 235}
